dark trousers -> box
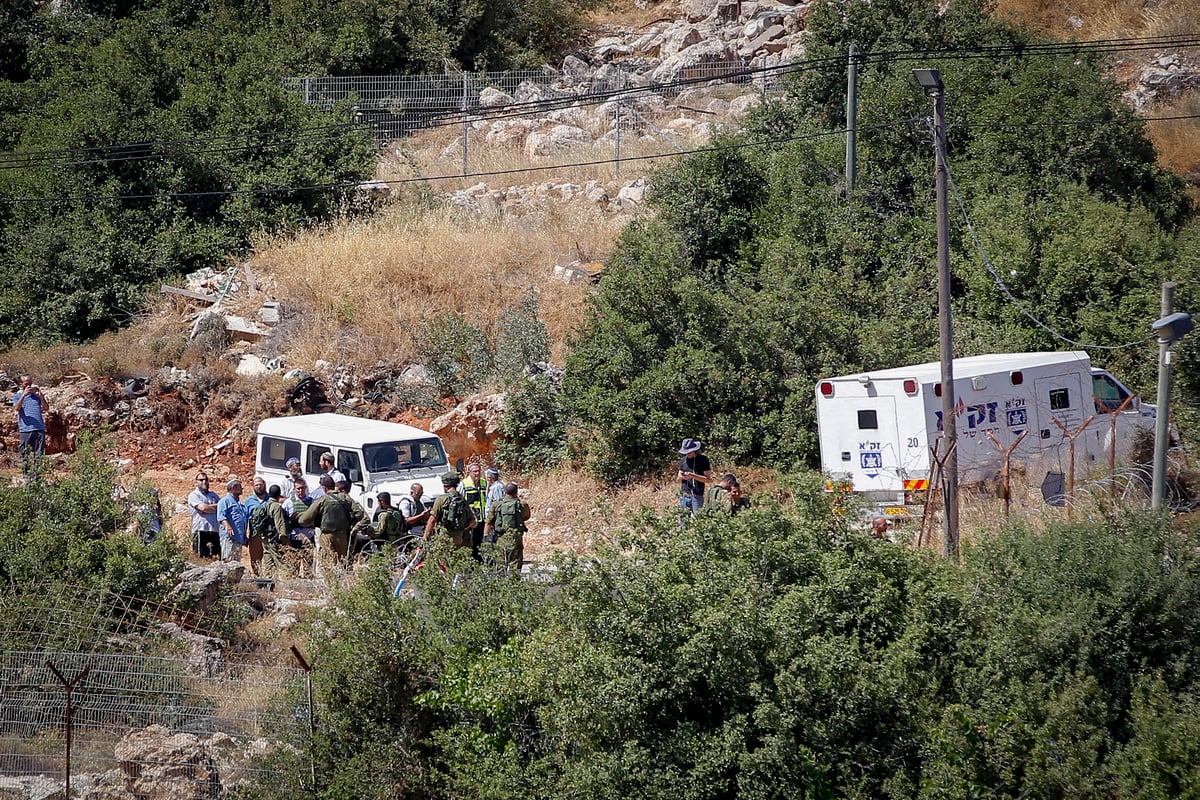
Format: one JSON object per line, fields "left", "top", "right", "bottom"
{"left": 18, "top": 429, "right": 44, "bottom": 478}
{"left": 470, "top": 521, "right": 486, "bottom": 561}
{"left": 193, "top": 529, "right": 220, "bottom": 559}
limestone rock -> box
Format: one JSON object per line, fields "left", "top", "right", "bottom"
{"left": 429, "top": 393, "right": 506, "bottom": 464}
{"left": 478, "top": 86, "right": 513, "bottom": 107}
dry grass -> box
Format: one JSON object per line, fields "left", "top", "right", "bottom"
{"left": 994, "top": 0, "right": 1195, "bottom": 39}
{"left": 0, "top": 301, "right": 192, "bottom": 382}
{"left": 247, "top": 200, "right": 619, "bottom": 368}
{"left": 586, "top": 0, "right": 680, "bottom": 31}
{"left": 1147, "top": 90, "right": 1200, "bottom": 190}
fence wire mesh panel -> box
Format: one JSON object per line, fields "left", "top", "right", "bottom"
{"left": 283, "top": 61, "right": 789, "bottom": 142}
{"left": 0, "top": 585, "right": 309, "bottom": 800}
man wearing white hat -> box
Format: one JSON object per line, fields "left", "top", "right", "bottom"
{"left": 677, "top": 438, "right": 712, "bottom": 516}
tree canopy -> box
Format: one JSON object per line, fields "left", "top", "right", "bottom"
{"left": 0, "top": 0, "right": 599, "bottom": 344}
{"left": 563, "top": 0, "right": 1198, "bottom": 481}
{"left": 261, "top": 495, "right": 1200, "bottom": 799}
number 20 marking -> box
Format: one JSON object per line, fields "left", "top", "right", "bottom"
{"left": 906, "top": 437, "right": 919, "bottom": 447}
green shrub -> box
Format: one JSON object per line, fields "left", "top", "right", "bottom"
{"left": 409, "top": 313, "right": 495, "bottom": 398}
{"left": 492, "top": 290, "right": 550, "bottom": 387}
{"left": 496, "top": 373, "right": 567, "bottom": 473}
{"left": 0, "top": 432, "right": 184, "bottom": 600}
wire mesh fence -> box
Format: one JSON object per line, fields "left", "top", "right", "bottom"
{"left": 0, "top": 584, "right": 308, "bottom": 800}
{"left": 283, "top": 60, "right": 789, "bottom": 143}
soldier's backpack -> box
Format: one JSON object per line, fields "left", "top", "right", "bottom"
{"left": 493, "top": 497, "right": 527, "bottom": 534}
{"left": 249, "top": 502, "right": 274, "bottom": 541}
{"left": 439, "top": 491, "right": 474, "bottom": 533}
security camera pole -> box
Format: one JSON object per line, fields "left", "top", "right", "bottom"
{"left": 914, "top": 67, "right": 959, "bottom": 557}
{"left": 1150, "top": 282, "right": 1193, "bottom": 510}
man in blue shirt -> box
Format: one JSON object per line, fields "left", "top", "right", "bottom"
{"left": 217, "top": 477, "right": 248, "bottom": 564}
{"left": 12, "top": 374, "right": 46, "bottom": 479}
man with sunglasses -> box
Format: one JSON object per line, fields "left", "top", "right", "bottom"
{"left": 188, "top": 472, "right": 220, "bottom": 559}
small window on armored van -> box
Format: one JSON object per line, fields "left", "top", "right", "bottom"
{"left": 1049, "top": 388, "right": 1071, "bottom": 410}
{"left": 857, "top": 409, "right": 879, "bottom": 429}
{"left": 261, "top": 437, "right": 301, "bottom": 469}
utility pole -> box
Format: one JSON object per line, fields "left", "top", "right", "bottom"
{"left": 845, "top": 45, "right": 860, "bottom": 193}
{"left": 914, "top": 68, "right": 958, "bottom": 558}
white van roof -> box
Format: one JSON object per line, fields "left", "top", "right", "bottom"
{"left": 257, "top": 413, "right": 436, "bottom": 447}
{"left": 824, "top": 350, "right": 1092, "bottom": 384}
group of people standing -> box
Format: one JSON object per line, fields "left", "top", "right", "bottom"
{"left": 188, "top": 458, "right": 531, "bottom": 576}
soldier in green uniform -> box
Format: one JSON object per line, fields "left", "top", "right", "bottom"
{"left": 425, "top": 472, "right": 476, "bottom": 549}
{"left": 483, "top": 482, "right": 531, "bottom": 568}
{"left": 372, "top": 492, "right": 407, "bottom": 543}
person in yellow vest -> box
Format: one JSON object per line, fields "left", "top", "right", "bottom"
{"left": 459, "top": 462, "right": 490, "bottom": 560}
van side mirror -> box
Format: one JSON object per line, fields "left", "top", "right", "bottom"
{"left": 455, "top": 457, "right": 464, "bottom": 474}
{"left": 349, "top": 469, "right": 361, "bottom": 482}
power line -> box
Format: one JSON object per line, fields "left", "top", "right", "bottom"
{"left": 5, "top": 32, "right": 1198, "bottom": 172}
{"left": 0, "top": 119, "right": 918, "bottom": 204}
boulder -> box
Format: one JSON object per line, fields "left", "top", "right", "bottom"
{"left": 478, "top": 86, "right": 513, "bottom": 107}
{"left": 89, "top": 725, "right": 222, "bottom": 800}
{"left": 485, "top": 119, "right": 535, "bottom": 147}
{"left": 430, "top": 394, "right": 506, "bottom": 464}
{"left": 728, "top": 92, "right": 762, "bottom": 118}
{"left": 168, "top": 562, "right": 245, "bottom": 621}
{"left": 683, "top": 0, "right": 718, "bottom": 22}
{"left": 660, "top": 25, "right": 703, "bottom": 58}
{"left": 616, "top": 178, "right": 648, "bottom": 210}
{"left": 739, "top": 24, "right": 785, "bottom": 59}
{"left": 651, "top": 40, "right": 745, "bottom": 86}
{"left": 513, "top": 80, "right": 567, "bottom": 104}
{"left": 156, "top": 623, "right": 227, "bottom": 679}
{"left": 561, "top": 54, "right": 593, "bottom": 85}
{"left": 524, "top": 124, "right": 593, "bottom": 157}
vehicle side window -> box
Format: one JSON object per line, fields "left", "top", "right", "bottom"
{"left": 261, "top": 437, "right": 301, "bottom": 469}
{"left": 857, "top": 409, "right": 878, "bottom": 429}
{"left": 1049, "top": 388, "right": 1070, "bottom": 410}
{"left": 1092, "top": 374, "right": 1130, "bottom": 413}
{"left": 338, "top": 451, "right": 363, "bottom": 482}
{"left": 305, "top": 447, "right": 325, "bottom": 475}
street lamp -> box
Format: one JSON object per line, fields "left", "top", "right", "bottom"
{"left": 1150, "top": 291, "right": 1192, "bottom": 510}
{"left": 912, "top": 67, "right": 958, "bottom": 557}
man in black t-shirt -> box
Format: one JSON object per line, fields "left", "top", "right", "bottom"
{"left": 677, "top": 437, "right": 712, "bottom": 516}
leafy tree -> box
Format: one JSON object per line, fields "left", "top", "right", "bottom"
{"left": 563, "top": 0, "right": 1195, "bottom": 481}
{"left": 0, "top": 433, "right": 182, "bottom": 598}
{"left": 272, "top": 482, "right": 1200, "bottom": 799}
{"left": 0, "top": 5, "right": 375, "bottom": 343}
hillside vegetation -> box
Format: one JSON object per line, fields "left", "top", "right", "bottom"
{"left": 0, "top": 0, "right": 600, "bottom": 343}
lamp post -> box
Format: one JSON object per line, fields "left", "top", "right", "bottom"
{"left": 913, "top": 67, "right": 958, "bottom": 558}
{"left": 1150, "top": 282, "right": 1193, "bottom": 510}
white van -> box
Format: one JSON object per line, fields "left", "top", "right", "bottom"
{"left": 815, "top": 351, "right": 1155, "bottom": 516}
{"left": 255, "top": 413, "right": 451, "bottom": 511}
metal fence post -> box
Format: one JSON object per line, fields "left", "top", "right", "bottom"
{"left": 614, "top": 67, "right": 622, "bottom": 178}
{"left": 47, "top": 661, "right": 91, "bottom": 800}
{"left": 461, "top": 72, "right": 469, "bottom": 177}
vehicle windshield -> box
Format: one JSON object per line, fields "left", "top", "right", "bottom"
{"left": 362, "top": 439, "right": 448, "bottom": 473}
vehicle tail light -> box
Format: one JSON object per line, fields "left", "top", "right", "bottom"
{"left": 1011, "top": 370, "right": 1023, "bottom": 385}
{"left": 903, "top": 379, "right": 918, "bottom": 395}
{"left": 934, "top": 383, "right": 942, "bottom": 397}
{"left": 819, "top": 381, "right": 834, "bottom": 397}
